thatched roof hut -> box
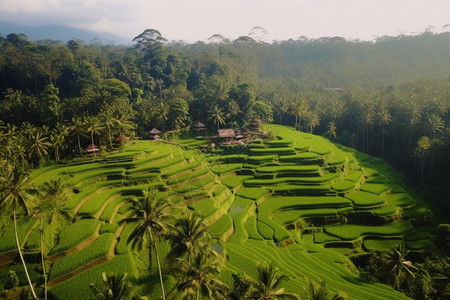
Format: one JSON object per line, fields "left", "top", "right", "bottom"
{"left": 85, "top": 144, "right": 100, "bottom": 153}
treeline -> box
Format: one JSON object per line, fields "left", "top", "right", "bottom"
{"left": 0, "top": 29, "right": 450, "bottom": 213}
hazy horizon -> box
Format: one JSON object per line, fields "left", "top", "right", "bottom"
{"left": 0, "top": 0, "right": 449, "bottom": 43}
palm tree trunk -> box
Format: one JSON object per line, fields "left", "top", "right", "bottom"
{"left": 196, "top": 288, "right": 200, "bottom": 300}
{"left": 40, "top": 216, "right": 47, "bottom": 300}
{"left": 77, "top": 133, "right": 83, "bottom": 157}
{"left": 14, "top": 208, "right": 37, "bottom": 299}
{"left": 153, "top": 239, "right": 166, "bottom": 300}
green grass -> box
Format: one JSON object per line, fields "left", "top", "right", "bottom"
{"left": 235, "top": 187, "right": 270, "bottom": 200}
{"left": 221, "top": 175, "right": 253, "bottom": 189}
{"left": 49, "top": 254, "right": 135, "bottom": 300}
{"left": 363, "top": 238, "right": 404, "bottom": 251}
{"left": 324, "top": 221, "right": 414, "bottom": 240}
{"left": 49, "top": 233, "right": 114, "bottom": 280}
{"left": 344, "top": 191, "right": 386, "bottom": 207}
{"left": 208, "top": 214, "right": 233, "bottom": 239}
{"left": 50, "top": 219, "right": 99, "bottom": 255}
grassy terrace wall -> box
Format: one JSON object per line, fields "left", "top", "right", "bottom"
{"left": 0, "top": 126, "right": 433, "bottom": 299}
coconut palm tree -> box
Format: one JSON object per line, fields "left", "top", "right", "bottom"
{"left": 325, "top": 121, "right": 337, "bottom": 140}
{"left": 176, "top": 246, "right": 229, "bottom": 300}
{"left": 100, "top": 110, "right": 119, "bottom": 148}
{"left": 28, "top": 129, "right": 51, "bottom": 165}
{"left": 247, "top": 262, "right": 300, "bottom": 300}
{"left": 377, "top": 104, "right": 391, "bottom": 159}
{"left": 303, "top": 110, "right": 320, "bottom": 134}
{"left": 89, "top": 272, "right": 131, "bottom": 300}
{"left": 207, "top": 104, "right": 226, "bottom": 131}
{"left": 290, "top": 100, "right": 309, "bottom": 131}
{"left": 49, "top": 123, "right": 69, "bottom": 162}
{"left": 304, "top": 278, "right": 347, "bottom": 300}
{"left": 167, "top": 212, "right": 212, "bottom": 264}
{"left": 85, "top": 115, "right": 104, "bottom": 149}
{"left": 120, "top": 190, "right": 172, "bottom": 300}
{"left": 70, "top": 116, "right": 85, "bottom": 157}
{"left": 0, "top": 165, "right": 38, "bottom": 299}
{"left": 377, "top": 244, "right": 418, "bottom": 290}
{"left": 35, "top": 178, "right": 72, "bottom": 300}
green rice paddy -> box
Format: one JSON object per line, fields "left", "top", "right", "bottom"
{"left": 0, "top": 125, "right": 432, "bottom": 299}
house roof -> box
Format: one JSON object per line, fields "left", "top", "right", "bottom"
{"left": 191, "top": 121, "right": 206, "bottom": 128}
{"left": 85, "top": 144, "right": 100, "bottom": 152}
{"left": 149, "top": 128, "right": 162, "bottom": 134}
{"left": 218, "top": 128, "right": 236, "bottom": 138}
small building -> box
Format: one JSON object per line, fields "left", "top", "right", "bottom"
{"left": 148, "top": 128, "right": 162, "bottom": 140}
{"left": 190, "top": 121, "right": 207, "bottom": 135}
{"left": 85, "top": 144, "right": 100, "bottom": 154}
{"left": 217, "top": 128, "right": 236, "bottom": 143}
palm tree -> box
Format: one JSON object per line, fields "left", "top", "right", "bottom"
{"left": 155, "top": 101, "right": 169, "bottom": 132}
{"left": 167, "top": 212, "right": 212, "bottom": 264}
{"left": 304, "top": 278, "right": 347, "bottom": 300}
{"left": 120, "top": 190, "right": 172, "bottom": 300}
{"left": 28, "top": 129, "right": 51, "bottom": 165}
{"left": 377, "top": 104, "right": 391, "bottom": 159}
{"left": 49, "top": 123, "right": 69, "bottom": 162}
{"left": 35, "top": 178, "right": 72, "bottom": 300}
{"left": 70, "top": 116, "right": 85, "bottom": 157}
{"left": 176, "top": 246, "right": 229, "bottom": 300}
{"left": 303, "top": 110, "right": 320, "bottom": 134}
{"left": 207, "top": 104, "right": 226, "bottom": 131}
{"left": 85, "top": 115, "right": 104, "bottom": 148}
{"left": 290, "top": 100, "right": 308, "bottom": 131}
{"left": 424, "top": 113, "right": 445, "bottom": 139}
{"left": 376, "top": 244, "right": 418, "bottom": 290}
{"left": 247, "top": 262, "right": 299, "bottom": 300}
{"left": 226, "top": 100, "right": 242, "bottom": 124}
{"left": 89, "top": 272, "right": 131, "bottom": 300}
{"left": 325, "top": 121, "right": 337, "bottom": 140}
{"left": 0, "top": 165, "right": 38, "bottom": 299}
{"left": 100, "top": 110, "right": 119, "bottom": 148}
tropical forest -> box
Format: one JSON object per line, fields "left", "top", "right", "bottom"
{"left": 0, "top": 28, "right": 449, "bottom": 299}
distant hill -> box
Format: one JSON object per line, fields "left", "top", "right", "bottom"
{"left": 0, "top": 21, "right": 131, "bottom": 45}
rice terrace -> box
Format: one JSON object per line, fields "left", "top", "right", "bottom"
{"left": 0, "top": 124, "right": 438, "bottom": 299}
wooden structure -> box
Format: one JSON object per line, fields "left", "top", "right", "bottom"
{"left": 190, "top": 122, "right": 207, "bottom": 135}
{"left": 148, "top": 128, "right": 161, "bottom": 140}
{"left": 85, "top": 144, "right": 100, "bottom": 154}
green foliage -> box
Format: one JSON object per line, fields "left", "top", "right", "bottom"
{"left": 50, "top": 219, "right": 99, "bottom": 254}
{"left": 49, "top": 233, "right": 114, "bottom": 280}
{"left": 49, "top": 255, "right": 135, "bottom": 300}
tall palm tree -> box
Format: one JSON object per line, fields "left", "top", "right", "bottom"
{"left": 0, "top": 165, "right": 38, "bottom": 299}
{"left": 85, "top": 116, "right": 104, "bottom": 155}
{"left": 377, "top": 104, "right": 391, "bottom": 159}
{"left": 377, "top": 244, "right": 418, "bottom": 290}
{"left": 49, "top": 123, "right": 69, "bottom": 162}
{"left": 100, "top": 110, "right": 119, "bottom": 148}
{"left": 89, "top": 272, "right": 131, "bottom": 300}
{"left": 167, "top": 212, "right": 212, "bottom": 264}
{"left": 35, "top": 178, "right": 72, "bottom": 300}
{"left": 303, "top": 110, "right": 320, "bottom": 134}
{"left": 155, "top": 101, "right": 169, "bottom": 132}
{"left": 290, "top": 100, "right": 308, "bottom": 131}
{"left": 207, "top": 104, "right": 226, "bottom": 131}
{"left": 28, "top": 129, "right": 51, "bottom": 165}
{"left": 176, "top": 246, "right": 229, "bottom": 300}
{"left": 304, "top": 278, "right": 347, "bottom": 300}
{"left": 247, "top": 262, "right": 299, "bottom": 300}
{"left": 325, "top": 121, "right": 337, "bottom": 140}
{"left": 120, "top": 190, "right": 172, "bottom": 300}
{"left": 226, "top": 100, "right": 242, "bottom": 124}
{"left": 70, "top": 116, "right": 85, "bottom": 157}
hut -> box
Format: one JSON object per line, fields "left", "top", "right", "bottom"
{"left": 148, "top": 128, "right": 162, "bottom": 140}
{"left": 190, "top": 122, "right": 207, "bottom": 135}
{"left": 85, "top": 144, "right": 100, "bottom": 154}
{"left": 217, "top": 128, "right": 236, "bottom": 143}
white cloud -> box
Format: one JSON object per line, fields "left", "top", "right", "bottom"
{"left": 0, "top": 0, "right": 449, "bottom": 42}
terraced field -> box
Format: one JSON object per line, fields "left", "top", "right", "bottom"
{"left": 0, "top": 125, "right": 433, "bottom": 299}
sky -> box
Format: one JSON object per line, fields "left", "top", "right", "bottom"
{"left": 0, "top": 0, "right": 449, "bottom": 43}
